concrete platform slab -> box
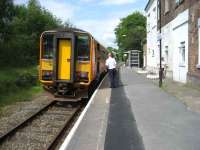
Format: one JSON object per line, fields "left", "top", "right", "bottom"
{"left": 60, "top": 67, "right": 200, "bottom": 150}
{"left": 61, "top": 75, "right": 111, "bottom": 150}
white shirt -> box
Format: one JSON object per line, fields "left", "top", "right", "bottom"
{"left": 106, "top": 57, "right": 117, "bottom": 69}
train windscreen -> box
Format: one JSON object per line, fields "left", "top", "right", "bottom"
{"left": 76, "top": 35, "right": 90, "bottom": 61}
{"left": 42, "top": 34, "right": 54, "bottom": 59}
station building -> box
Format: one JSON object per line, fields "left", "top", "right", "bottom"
{"left": 145, "top": 0, "right": 160, "bottom": 74}
{"left": 145, "top": 0, "right": 200, "bottom": 84}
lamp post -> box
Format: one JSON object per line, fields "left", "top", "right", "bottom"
{"left": 158, "top": 0, "right": 163, "bottom": 87}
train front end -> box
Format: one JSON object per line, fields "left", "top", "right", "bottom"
{"left": 39, "top": 30, "right": 94, "bottom": 98}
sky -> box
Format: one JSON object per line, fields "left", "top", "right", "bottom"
{"left": 14, "top": 0, "right": 147, "bottom": 48}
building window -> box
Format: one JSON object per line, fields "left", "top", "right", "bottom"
{"left": 175, "top": 0, "right": 184, "bottom": 6}
{"left": 179, "top": 41, "right": 185, "bottom": 66}
{"left": 147, "top": 13, "right": 150, "bottom": 32}
{"left": 165, "top": 46, "right": 169, "bottom": 64}
{"left": 152, "top": 49, "right": 155, "bottom": 57}
{"left": 153, "top": 7, "right": 156, "bottom": 21}
{"left": 165, "top": 0, "right": 169, "bottom": 13}
{"left": 157, "top": 1, "right": 160, "bottom": 21}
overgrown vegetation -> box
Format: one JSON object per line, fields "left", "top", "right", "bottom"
{"left": 0, "top": 66, "right": 42, "bottom": 110}
{"left": 0, "top": 0, "right": 63, "bottom": 67}
{"left": 0, "top": 0, "right": 71, "bottom": 109}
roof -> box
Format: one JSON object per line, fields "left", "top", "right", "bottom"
{"left": 48, "top": 27, "right": 88, "bottom": 34}
{"left": 144, "top": 0, "right": 154, "bottom": 11}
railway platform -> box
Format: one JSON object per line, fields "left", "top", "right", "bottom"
{"left": 60, "top": 67, "right": 200, "bottom": 150}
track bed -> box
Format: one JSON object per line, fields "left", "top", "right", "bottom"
{"left": 0, "top": 100, "right": 84, "bottom": 150}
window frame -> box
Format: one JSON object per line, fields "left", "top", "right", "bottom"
{"left": 164, "top": 0, "right": 170, "bottom": 14}
{"left": 179, "top": 41, "right": 186, "bottom": 67}
{"left": 75, "top": 34, "right": 91, "bottom": 62}
{"left": 175, "top": 0, "right": 184, "bottom": 8}
{"left": 165, "top": 46, "right": 169, "bottom": 64}
{"left": 42, "top": 34, "right": 54, "bottom": 59}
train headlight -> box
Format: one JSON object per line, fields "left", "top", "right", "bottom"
{"left": 80, "top": 72, "right": 88, "bottom": 78}
{"left": 76, "top": 71, "right": 89, "bottom": 82}
{"left": 42, "top": 70, "right": 53, "bottom": 81}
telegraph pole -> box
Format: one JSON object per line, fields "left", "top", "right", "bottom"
{"left": 158, "top": 0, "right": 163, "bottom": 87}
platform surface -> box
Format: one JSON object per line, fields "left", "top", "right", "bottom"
{"left": 64, "top": 67, "right": 200, "bottom": 150}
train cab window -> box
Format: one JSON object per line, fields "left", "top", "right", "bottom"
{"left": 76, "top": 35, "right": 90, "bottom": 61}
{"left": 42, "top": 34, "right": 54, "bottom": 59}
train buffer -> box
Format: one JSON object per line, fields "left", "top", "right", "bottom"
{"left": 60, "top": 67, "right": 200, "bottom": 150}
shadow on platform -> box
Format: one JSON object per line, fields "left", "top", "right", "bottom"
{"left": 104, "top": 74, "right": 145, "bottom": 150}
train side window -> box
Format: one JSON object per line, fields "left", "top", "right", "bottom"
{"left": 42, "top": 35, "right": 53, "bottom": 59}
{"left": 76, "top": 35, "right": 90, "bottom": 61}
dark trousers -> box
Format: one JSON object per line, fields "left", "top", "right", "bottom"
{"left": 108, "top": 69, "right": 116, "bottom": 88}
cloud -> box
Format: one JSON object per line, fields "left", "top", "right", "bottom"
{"left": 14, "top": 0, "right": 28, "bottom": 5}
{"left": 80, "top": 0, "right": 95, "bottom": 2}
{"left": 39, "top": 0, "right": 76, "bottom": 21}
{"left": 13, "top": 0, "right": 141, "bottom": 48}
{"left": 14, "top": 0, "right": 76, "bottom": 22}
{"left": 100, "top": 0, "right": 137, "bottom": 5}
{"left": 76, "top": 19, "right": 120, "bottom": 48}
{"left": 74, "top": 6, "right": 138, "bottom": 48}
{"left": 79, "top": 0, "right": 137, "bottom": 5}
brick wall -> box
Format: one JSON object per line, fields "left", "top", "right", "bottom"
{"left": 159, "top": 0, "right": 190, "bottom": 29}
{"left": 159, "top": 0, "right": 200, "bottom": 83}
{"left": 188, "top": 0, "right": 200, "bottom": 80}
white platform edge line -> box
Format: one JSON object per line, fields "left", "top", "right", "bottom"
{"left": 59, "top": 74, "right": 107, "bottom": 150}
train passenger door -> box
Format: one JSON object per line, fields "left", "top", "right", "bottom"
{"left": 58, "top": 39, "right": 72, "bottom": 80}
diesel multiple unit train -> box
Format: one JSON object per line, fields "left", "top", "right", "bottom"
{"left": 39, "top": 28, "right": 107, "bottom": 99}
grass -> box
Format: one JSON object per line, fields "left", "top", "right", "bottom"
{"left": 0, "top": 66, "right": 43, "bottom": 111}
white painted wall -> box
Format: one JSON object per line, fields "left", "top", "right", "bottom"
{"left": 161, "top": 22, "right": 174, "bottom": 78}
{"left": 146, "top": 0, "right": 159, "bottom": 71}
{"left": 161, "top": 9, "right": 189, "bottom": 83}
{"left": 172, "top": 9, "right": 189, "bottom": 83}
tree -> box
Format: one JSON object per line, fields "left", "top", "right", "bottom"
{"left": 115, "top": 12, "right": 146, "bottom": 65}
{"left": 63, "top": 20, "right": 75, "bottom": 29}
{"left": 0, "top": 0, "right": 14, "bottom": 41}
{"left": 107, "top": 47, "right": 122, "bottom": 61}
{"left": 0, "top": 0, "right": 63, "bottom": 67}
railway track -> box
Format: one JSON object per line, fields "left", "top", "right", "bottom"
{"left": 0, "top": 100, "right": 85, "bottom": 150}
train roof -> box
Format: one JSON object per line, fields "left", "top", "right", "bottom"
{"left": 44, "top": 27, "right": 88, "bottom": 34}
{"left": 43, "top": 28, "right": 107, "bottom": 52}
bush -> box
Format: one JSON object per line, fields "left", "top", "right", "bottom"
{"left": 0, "top": 70, "right": 38, "bottom": 95}
{"left": 15, "top": 72, "right": 38, "bottom": 87}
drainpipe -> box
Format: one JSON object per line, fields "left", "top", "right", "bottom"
{"left": 158, "top": 0, "right": 163, "bottom": 87}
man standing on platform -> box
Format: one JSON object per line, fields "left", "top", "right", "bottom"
{"left": 106, "top": 52, "right": 117, "bottom": 88}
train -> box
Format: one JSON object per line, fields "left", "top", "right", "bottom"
{"left": 39, "top": 28, "right": 107, "bottom": 99}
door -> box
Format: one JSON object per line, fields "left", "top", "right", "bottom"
{"left": 58, "top": 39, "right": 71, "bottom": 80}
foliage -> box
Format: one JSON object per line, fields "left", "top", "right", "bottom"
{"left": 115, "top": 12, "right": 146, "bottom": 64}
{"left": 107, "top": 47, "right": 121, "bottom": 61}
{"left": 0, "top": 0, "right": 14, "bottom": 41}
{"left": 0, "top": 66, "right": 42, "bottom": 110}
{"left": 0, "top": 0, "right": 66, "bottom": 67}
